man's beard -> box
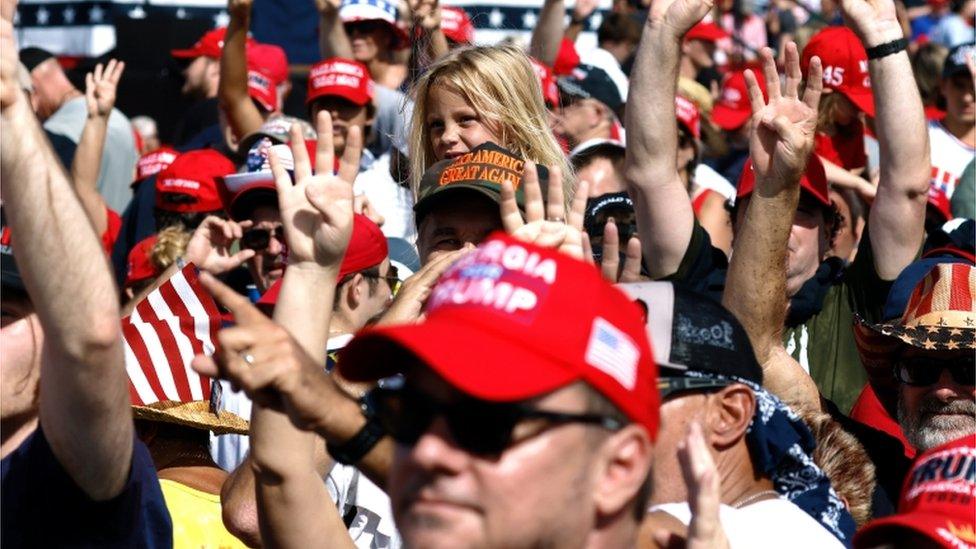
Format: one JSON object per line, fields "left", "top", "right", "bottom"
{"left": 898, "top": 393, "right": 976, "bottom": 452}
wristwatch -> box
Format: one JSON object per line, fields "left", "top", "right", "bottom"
{"left": 326, "top": 401, "right": 387, "bottom": 465}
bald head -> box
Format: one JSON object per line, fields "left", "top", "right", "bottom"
{"left": 26, "top": 56, "right": 77, "bottom": 120}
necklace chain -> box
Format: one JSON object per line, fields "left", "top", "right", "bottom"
{"left": 731, "top": 489, "right": 779, "bottom": 509}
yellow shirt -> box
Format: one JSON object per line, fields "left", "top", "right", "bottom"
{"left": 159, "top": 479, "right": 248, "bottom": 549}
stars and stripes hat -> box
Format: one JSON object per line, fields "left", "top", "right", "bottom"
{"left": 339, "top": 0, "right": 409, "bottom": 48}
{"left": 125, "top": 263, "right": 249, "bottom": 435}
{"left": 854, "top": 262, "right": 976, "bottom": 378}
{"left": 339, "top": 232, "right": 660, "bottom": 438}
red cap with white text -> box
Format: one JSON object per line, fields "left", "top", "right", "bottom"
{"left": 155, "top": 149, "right": 234, "bottom": 213}
{"left": 306, "top": 58, "right": 374, "bottom": 107}
{"left": 801, "top": 26, "right": 875, "bottom": 118}
{"left": 340, "top": 232, "right": 660, "bottom": 438}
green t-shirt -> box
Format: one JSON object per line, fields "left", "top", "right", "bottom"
{"left": 667, "top": 222, "right": 893, "bottom": 413}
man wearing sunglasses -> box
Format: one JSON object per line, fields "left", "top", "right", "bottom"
{"left": 620, "top": 283, "right": 851, "bottom": 547}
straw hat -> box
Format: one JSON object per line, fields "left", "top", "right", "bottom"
{"left": 132, "top": 400, "right": 249, "bottom": 436}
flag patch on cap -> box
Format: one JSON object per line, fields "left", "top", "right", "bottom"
{"left": 586, "top": 317, "right": 638, "bottom": 390}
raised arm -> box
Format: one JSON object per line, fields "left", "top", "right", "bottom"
{"left": 409, "top": 0, "right": 449, "bottom": 63}
{"left": 841, "top": 0, "right": 929, "bottom": 279}
{"left": 220, "top": 0, "right": 266, "bottom": 140}
{"left": 564, "top": 0, "right": 598, "bottom": 44}
{"left": 529, "top": 0, "right": 566, "bottom": 67}
{"left": 0, "top": 20, "right": 132, "bottom": 499}
{"left": 721, "top": 45, "right": 823, "bottom": 413}
{"left": 72, "top": 60, "right": 124, "bottom": 237}
{"left": 625, "top": 0, "right": 711, "bottom": 279}
{"left": 317, "top": 0, "right": 354, "bottom": 59}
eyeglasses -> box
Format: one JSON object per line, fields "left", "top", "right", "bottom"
{"left": 658, "top": 376, "right": 731, "bottom": 400}
{"left": 364, "top": 385, "right": 624, "bottom": 456}
{"left": 240, "top": 226, "right": 285, "bottom": 251}
{"left": 893, "top": 356, "right": 975, "bottom": 387}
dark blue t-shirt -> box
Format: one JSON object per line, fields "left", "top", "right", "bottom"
{"left": 1, "top": 427, "right": 172, "bottom": 548}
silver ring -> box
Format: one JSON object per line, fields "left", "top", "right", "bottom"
{"left": 548, "top": 216, "right": 566, "bottom": 223}
{"left": 240, "top": 352, "right": 255, "bottom": 366}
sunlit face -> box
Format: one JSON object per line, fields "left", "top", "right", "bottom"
{"left": 426, "top": 85, "right": 501, "bottom": 161}
{"left": 942, "top": 73, "right": 975, "bottom": 126}
{"left": 579, "top": 156, "right": 627, "bottom": 197}
{"left": 345, "top": 20, "right": 394, "bottom": 64}
{"left": 310, "top": 96, "right": 370, "bottom": 157}
{"left": 416, "top": 192, "right": 501, "bottom": 265}
{"left": 356, "top": 258, "right": 396, "bottom": 327}
{"left": 897, "top": 349, "right": 976, "bottom": 452}
{"left": 0, "top": 292, "right": 41, "bottom": 422}
{"left": 649, "top": 392, "right": 708, "bottom": 505}
{"left": 388, "top": 370, "right": 600, "bottom": 549}
{"left": 245, "top": 205, "right": 286, "bottom": 293}
{"left": 734, "top": 195, "right": 828, "bottom": 298}
{"left": 553, "top": 97, "right": 602, "bottom": 149}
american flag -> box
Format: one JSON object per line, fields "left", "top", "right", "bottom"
{"left": 122, "top": 263, "right": 221, "bottom": 406}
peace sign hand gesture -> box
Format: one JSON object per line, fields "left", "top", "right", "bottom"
{"left": 269, "top": 112, "right": 362, "bottom": 272}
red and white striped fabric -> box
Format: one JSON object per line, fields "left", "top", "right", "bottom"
{"left": 122, "top": 263, "right": 222, "bottom": 406}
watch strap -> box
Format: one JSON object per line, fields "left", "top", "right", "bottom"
{"left": 866, "top": 38, "right": 908, "bottom": 60}
{"left": 327, "top": 418, "right": 386, "bottom": 465}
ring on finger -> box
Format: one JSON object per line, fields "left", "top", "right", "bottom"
{"left": 240, "top": 351, "right": 256, "bottom": 366}
{"left": 547, "top": 216, "right": 566, "bottom": 224}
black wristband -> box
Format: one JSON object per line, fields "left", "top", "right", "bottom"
{"left": 570, "top": 15, "right": 588, "bottom": 25}
{"left": 327, "top": 417, "right": 386, "bottom": 465}
{"left": 866, "top": 38, "right": 908, "bottom": 60}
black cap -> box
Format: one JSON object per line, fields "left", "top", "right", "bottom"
{"left": 943, "top": 43, "right": 975, "bottom": 79}
{"left": 1, "top": 209, "right": 24, "bottom": 291}
{"left": 413, "top": 142, "right": 547, "bottom": 222}
{"left": 584, "top": 191, "right": 637, "bottom": 261}
{"left": 617, "top": 282, "right": 764, "bottom": 385}
{"left": 557, "top": 64, "right": 624, "bottom": 113}
{"left": 19, "top": 47, "right": 55, "bottom": 72}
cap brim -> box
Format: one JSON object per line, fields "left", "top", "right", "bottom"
{"left": 711, "top": 105, "right": 751, "bottom": 131}
{"left": 132, "top": 401, "right": 249, "bottom": 436}
{"left": 853, "top": 513, "right": 959, "bottom": 548}
{"left": 841, "top": 87, "right": 876, "bottom": 118}
{"left": 306, "top": 87, "right": 371, "bottom": 107}
{"left": 339, "top": 315, "right": 579, "bottom": 402}
{"left": 170, "top": 48, "right": 202, "bottom": 59}
{"left": 413, "top": 184, "right": 503, "bottom": 218}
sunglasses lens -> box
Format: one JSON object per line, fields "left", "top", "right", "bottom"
{"left": 953, "top": 363, "right": 975, "bottom": 386}
{"left": 372, "top": 388, "right": 433, "bottom": 445}
{"left": 241, "top": 229, "right": 270, "bottom": 251}
{"left": 896, "top": 363, "right": 941, "bottom": 386}
{"left": 447, "top": 403, "right": 519, "bottom": 455}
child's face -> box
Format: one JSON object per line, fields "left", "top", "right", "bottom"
{"left": 426, "top": 85, "right": 501, "bottom": 161}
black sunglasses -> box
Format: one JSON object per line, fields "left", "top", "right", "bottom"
{"left": 364, "top": 264, "right": 402, "bottom": 295}
{"left": 893, "top": 356, "right": 975, "bottom": 387}
{"left": 240, "top": 226, "right": 285, "bottom": 251}
{"left": 658, "top": 376, "right": 731, "bottom": 400}
{"left": 365, "top": 385, "right": 624, "bottom": 456}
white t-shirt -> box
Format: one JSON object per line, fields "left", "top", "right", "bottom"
{"left": 211, "top": 334, "right": 402, "bottom": 549}
{"left": 928, "top": 120, "right": 976, "bottom": 198}
{"left": 355, "top": 153, "right": 417, "bottom": 243}
{"left": 650, "top": 498, "right": 844, "bottom": 548}
{"left": 694, "top": 164, "right": 737, "bottom": 203}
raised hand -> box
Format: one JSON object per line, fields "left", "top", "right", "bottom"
{"left": 0, "top": 19, "right": 19, "bottom": 111}
{"left": 376, "top": 246, "right": 473, "bottom": 325}
{"left": 647, "top": 0, "right": 713, "bottom": 38}
{"left": 582, "top": 220, "right": 643, "bottom": 283}
{"left": 269, "top": 111, "right": 362, "bottom": 270}
{"left": 314, "top": 0, "right": 342, "bottom": 14}
{"left": 746, "top": 44, "right": 822, "bottom": 191}
{"left": 837, "top": 0, "right": 902, "bottom": 46}
{"left": 228, "top": 0, "right": 254, "bottom": 18}
{"left": 183, "top": 216, "right": 256, "bottom": 275}
{"left": 84, "top": 59, "right": 124, "bottom": 119}
{"left": 409, "top": 0, "right": 441, "bottom": 30}
{"left": 572, "top": 0, "right": 600, "bottom": 21}
{"left": 500, "top": 163, "right": 589, "bottom": 260}
{"left": 191, "top": 273, "right": 332, "bottom": 431}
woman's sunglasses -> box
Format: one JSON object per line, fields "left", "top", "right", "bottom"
{"left": 364, "top": 385, "right": 623, "bottom": 456}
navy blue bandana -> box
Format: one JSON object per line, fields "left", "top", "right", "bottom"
{"left": 683, "top": 370, "right": 857, "bottom": 546}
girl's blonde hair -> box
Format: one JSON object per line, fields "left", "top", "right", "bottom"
{"left": 409, "top": 44, "right": 575, "bottom": 202}
{"left": 151, "top": 226, "right": 191, "bottom": 271}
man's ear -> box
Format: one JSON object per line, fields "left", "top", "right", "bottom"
{"left": 706, "top": 384, "right": 755, "bottom": 448}
{"left": 346, "top": 273, "right": 365, "bottom": 309}
{"left": 592, "top": 424, "right": 654, "bottom": 519}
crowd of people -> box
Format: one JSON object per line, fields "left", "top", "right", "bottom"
{"left": 0, "top": 0, "right": 974, "bottom": 544}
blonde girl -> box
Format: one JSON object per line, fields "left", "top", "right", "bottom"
{"left": 409, "top": 44, "right": 575, "bottom": 201}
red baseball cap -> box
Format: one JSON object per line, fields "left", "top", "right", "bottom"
{"left": 306, "top": 58, "right": 374, "bottom": 107}
{"left": 685, "top": 22, "right": 729, "bottom": 43}
{"left": 801, "top": 26, "right": 875, "bottom": 118}
{"left": 854, "top": 435, "right": 976, "bottom": 549}
{"left": 171, "top": 27, "right": 254, "bottom": 60}
{"left": 155, "top": 149, "right": 234, "bottom": 213}
{"left": 339, "top": 232, "right": 660, "bottom": 438}
{"left": 125, "top": 235, "right": 159, "bottom": 288}
{"left": 247, "top": 69, "right": 278, "bottom": 113}
{"left": 675, "top": 95, "right": 701, "bottom": 139}
{"left": 135, "top": 146, "right": 179, "bottom": 183}
{"left": 712, "top": 69, "right": 766, "bottom": 131}
{"left": 530, "top": 57, "right": 560, "bottom": 108}
{"left": 248, "top": 43, "right": 289, "bottom": 85}
{"left": 441, "top": 7, "right": 474, "bottom": 45}
{"left": 257, "top": 214, "right": 389, "bottom": 306}
{"left": 737, "top": 154, "right": 830, "bottom": 207}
